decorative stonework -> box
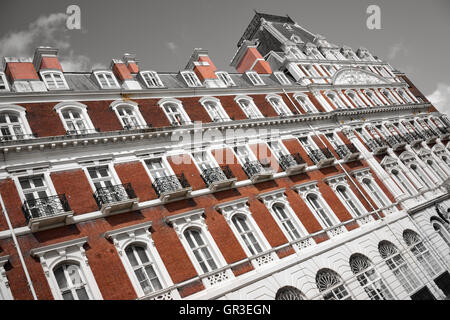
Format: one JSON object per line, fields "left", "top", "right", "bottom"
{"left": 333, "top": 68, "right": 388, "bottom": 86}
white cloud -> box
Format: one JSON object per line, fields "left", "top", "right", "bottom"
{"left": 0, "top": 12, "right": 102, "bottom": 71}
{"left": 165, "top": 41, "right": 178, "bottom": 53}
{"left": 387, "top": 42, "right": 408, "bottom": 60}
{"left": 427, "top": 83, "right": 450, "bottom": 116}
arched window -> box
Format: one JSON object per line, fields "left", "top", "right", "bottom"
{"left": 362, "top": 178, "right": 388, "bottom": 208}
{"left": 380, "top": 89, "right": 398, "bottom": 105}
{"left": 378, "top": 241, "right": 421, "bottom": 293}
{"left": 409, "top": 163, "right": 432, "bottom": 188}
{"left": 336, "top": 185, "right": 364, "bottom": 217}
{"left": 183, "top": 228, "right": 218, "bottom": 274}
{"left": 349, "top": 253, "right": 394, "bottom": 300}
{"left": 111, "top": 102, "right": 147, "bottom": 130}
{"left": 306, "top": 193, "right": 337, "bottom": 228}
{"left": 391, "top": 169, "right": 415, "bottom": 196}
{"left": 235, "top": 96, "right": 263, "bottom": 119}
{"left": 0, "top": 112, "right": 26, "bottom": 140}
{"left": 364, "top": 90, "right": 383, "bottom": 107}
{"left": 54, "top": 102, "right": 95, "bottom": 135}
{"left": 216, "top": 71, "right": 235, "bottom": 87}
{"left": 294, "top": 94, "right": 317, "bottom": 113}
{"left": 288, "top": 47, "right": 304, "bottom": 60}
{"left": 200, "top": 97, "right": 230, "bottom": 122}
{"left": 316, "top": 268, "right": 352, "bottom": 300}
{"left": 267, "top": 95, "right": 292, "bottom": 116}
{"left": 431, "top": 219, "right": 450, "bottom": 248}
{"left": 346, "top": 90, "right": 365, "bottom": 108}
{"left": 275, "top": 286, "right": 306, "bottom": 300}
{"left": 231, "top": 214, "right": 263, "bottom": 256}
{"left": 158, "top": 99, "right": 191, "bottom": 126}
{"left": 181, "top": 71, "right": 202, "bottom": 87}
{"left": 396, "top": 89, "right": 414, "bottom": 104}
{"left": 403, "top": 230, "right": 442, "bottom": 278}
{"left": 245, "top": 71, "right": 265, "bottom": 86}
{"left": 40, "top": 70, "right": 69, "bottom": 90}
{"left": 426, "top": 159, "right": 445, "bottom": 183}
{"left": 273, "top": 72, "right": 291, "bottom": 85}
{"left": 53, "top": 262, "right": 92, "bottom": 300}
{"left": 272, "top": 203, "right": 302, "bottom": 241}
{"left": 125, "top": 244, "right": 163, "bottom": 294}
{"left": 326, "top": 91, "right": 347, "bottom": 109}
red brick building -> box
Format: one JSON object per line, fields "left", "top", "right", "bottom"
{"left": 0, "top": 12, "right": 449, "bottom": 300}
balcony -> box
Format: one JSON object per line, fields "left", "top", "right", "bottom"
{"left": 201, "top": 166, "right": 236, "bottom": 191}
{"left": 436, "top": 127, "right": 450, "bottom": 141}
{"left": 403, "top": 132, "right": 423, "bottom": 147}
{"left": 93, "top": 183, "right": 139, "bottom": 215}
{"left": 308, "top": 148, "right": 335, "bottom": 168}
{"left": 385, "top": 135, "right": 407, "bottom": 151}
{"left": 22, "top": 194, "right": 74, "bottom": 232}
{"left": 366, "top": 138, "right": 388, "bottom": 155}
{"left": 152, "top": 174, "right": 192, "bottom": 203}
{"left": 279, "top": 153, "right": 307, "bottom": 175}
{"left": 421, "top": 129, "right": 438, "bottom": 144}
{"left": 335, "top": 144, "right": 360, "bottom": 162}
{"left": 243, "top": 160, "right": 274, "bottom": 183}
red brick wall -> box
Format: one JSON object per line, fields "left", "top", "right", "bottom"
{"left": 167, "top": 154, "right": 206, "bottom": 191}
{"left": 179, "top": 97, "right": 213, "bottom": 123}
{"left": 51, "top": 169, "right": 98, "bottom": 216}
{"left": 114, "top": 162, "right": 157, "bottom": 202}
{"left": 133, "top": 98, "right": 171, "bottom": 128}
{"left": 0, "top": 178, "right": 26, "bottom": 229}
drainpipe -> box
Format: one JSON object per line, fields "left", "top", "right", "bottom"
{"left": 0, "top": 195, "right": 37, "bottom": 300}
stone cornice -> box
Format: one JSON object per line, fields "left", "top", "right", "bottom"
{"left": 30, "top": 236, "right": 88, "bottom": 258}
{"left": 104, "top": 221, "right": 153, "bottom": 240}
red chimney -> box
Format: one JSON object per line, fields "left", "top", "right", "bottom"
{"left": 230, "top": 40, "right": 272, "bottom": 74}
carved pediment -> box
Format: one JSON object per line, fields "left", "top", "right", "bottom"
{"left": 332, "top": 68, "right": 390, "bottom": 86}
{"left": 380, "top": 155, "right": 398, "bottom": 167}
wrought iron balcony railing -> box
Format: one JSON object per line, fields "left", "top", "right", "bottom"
{"left": 93, "top": 183, "right": 137, "bottom": 210}
{"left": 243, "top": 160, "right": 274, "bottom": 182}
{"left": 123, "top": 124, "right": 151, "bottom": 131}
{"left": 22, "top": 194, "right": 72, "bottom": 223}
{"left": 0, "top": 133, "right": 36, "bottom": 142}
{"left": 152, "top": 174, "right": 191, "bottom": 201}
{"left": 366, "top": 138, "right": 388, "bottom": 155}
{"left": 308, "top": 148, "right": 335, "bottom": 168}
{"left": 403, "top": 132, "right": 423, "bottom": 146}
{"left": 201, "top": 166, "right": 236, "bottom": 191}
{"left": 66, "top": 129, "right": 99, "bottom": 136}
{"left": 279, "top": 153, "right": 306, "bottom": 171}
{"left": 385, "top": 135, "right": 407, "bottom": 150}
{"left": 335, "top": 144, "right": 360, "bottom": 162}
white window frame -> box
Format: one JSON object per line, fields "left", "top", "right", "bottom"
{"left": 274, "top": 72, "right": 291, "bottom": 85}
{"left": 54, "top": 102, "right": 96, "bottom": 134}
{"left": 0, "top": 105, "right": 33, "bottom": 140}
{"left": 141, "top": 155, "right": 176, "bottom": 183}
{"left": 235, "top": 95, "right": 263, "bottom": 120}
{"left": 40, "top": 70, "right": 69, "bottom": 90}
{"left": 363, "top": 89, "right": 384, "bottom": 107}
{"left": 104, "top": 221, "right": 178, "bottom": 299}
{"left": 12, "top": 170, "right": 59, "bottom": 207}
{"left": 345, "top": 90, "right": 365, "bottom": 108}
{"left": 391, "top": 168, "right": 416, "bottom": 197}
{"left": 293, "top": 93, "right": 318, "bottom": 114}
{"left": 215, "top": 71, "right": 235, "bottom": 87}
{"left": 82, "top": 162, "right": 122, "bottom": 194}
{"left": 288, "top": 47, "right": 305, "bottom": 60}
{"left": 0, "top": 72, "right": 10, "bottom": 91}
{"left": 199, "top": 97, "right": 231, "bottom": 122}
{"left": 326, "top": 177, "right": 367, "bottom": 219}
{"left": 30, "top": 237, "right": 103, "bottom": 300}
{"left": 139, "top": 71, "right": 164, "bottom": 88}
{"left": 245, "top": 71, "right": 265, "bottom": 86}
{"left": 157, "top": 98, "right": 191, "bottom": 126}
{"left": 215, "top": 198, "right": 275, "bottom": 267}
{"left": 110, "top": 100, "right": 147, "bottom": 130}
{"left": 294, "top": 182, "right": 341, "bottom": 230}
{"left": 325, "top": 91, "right": 347, "bottom": 110}
{"left": 0, "top": 256, "right": 13, "bottom": 300}
{"left": 432, "top": 220, "right": 450, "bottom": 248}
{"left": 353, "top": 170, "right": 392, "bottom": 210}
{"left": 93, "top": 71, "right": 120, "bottom": 89}
{"left": 266, "top": 94, "right": 292, "bottom": 117}
{"left": 181, "top": 71, "right": 202, "bottom": 87}
{"left": 165, "top": 209, "right": 233, "bottom": 287}
{"left": 316, "top": 268, "right": 353, "bottom": 300}
{"left": 257, "top": 189, "right": 310, "bottom": 248}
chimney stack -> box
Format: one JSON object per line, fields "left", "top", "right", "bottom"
{"left": 230, "top": 40, "right": 272, "bottom": 74}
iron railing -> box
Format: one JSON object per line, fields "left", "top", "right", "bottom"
{"left": 365, "top": 138, "right": 388, "bottom": 152}
{"left": 279, "top": 153, "right": 306, "bottom": 171}
{"left": 93, "top": 183, "right": 136, "bottom": 209}
{"left": 152, "top": 174, "right": 191, "bottom": 197}
{"left": 335, "top": 144, "right": 359, "bottom": 160}
{"left": 201, "top": 166, "right": 235, "bottom": 187}
{"left": 243, "top": 160, "right": 272, "bottom": 179}
{"left": 66, "top": 129, "right": 99, "bottom": 136}
{"left": 123, "top": 124, "right": 151, "bottom": 130}
{"left": 0, "top": 133, "right": 36, "bottom": 142}
{"left": 22, "top": 194, "right": 71, "bottom": 222}
{"left": 308, "top": 148, "right": 333, "bottom": 165}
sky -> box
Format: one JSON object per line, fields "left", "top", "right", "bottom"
{"left": 0, "top": 0, "right": 449, "bottom": 115}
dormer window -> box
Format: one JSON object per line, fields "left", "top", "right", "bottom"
{"left": 266, "top": 95, "right": 292, "bottom": 117}
{"left": 290, "top": 35, "right": 301, "bottom": 43}
{"left": 0, "top": 105, "right": 33, "bottom": 141}
{"left": 140, "top": 71, "right": 164, "bottom": 88}
{"left": 235, "top": 96, "right": 263, "bottom": 119}
{"left": 294, "top": 93, "right": 318, "bottom": 114}
{"left": 0, "top": 73, "right": 10, "bottom": 92}
{"left": 246, "top": 71, "right": 265, "bottom": 86}
{"left": 274, "top": 72, "right": 291, "bottom": 85}
{"left": 288, "top": 48, "right": 304, "bottom": 60}
{"left": 181, "top": 71, "right": 202, "bottom": 87}
{"left": 216, "top": 71, "right": 235, "bottom": 87}
{"left": 94, "top": 71, "right": 120, "bottom": 89}
{"left": 40, "top": 71, "right": 69, "bottom": 90}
